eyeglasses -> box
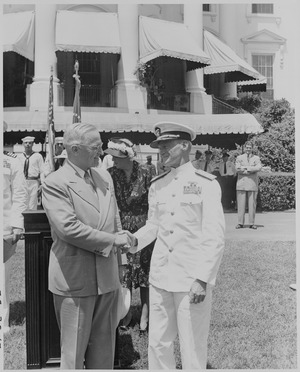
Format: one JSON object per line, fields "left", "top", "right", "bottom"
{"left": 75, "top": 143, "right": 103, "bottom": 152}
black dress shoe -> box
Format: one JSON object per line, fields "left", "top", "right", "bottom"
{"left": 235, "top": 224, "right": 243, "bottom": 229}
{"left": 249, "top": 225, "right": 257, "bottom": 229}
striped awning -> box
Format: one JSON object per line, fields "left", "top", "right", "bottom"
{"left": 4, "top": 111, "right": 263, "bottom": 135}
{"left": 139, "top": 16, "right": 210, "bottom": 71}
{"left": 204, "top": 29, "right": 264, "bottom": 82}
{"left": 237, "top": 75, "right": 267, "bottom": 92}
{"left": 55, "top": 10, "right": 121, "bottom": 54}
{"left": 3, "top": 11, "right": 35, "bottom": 61}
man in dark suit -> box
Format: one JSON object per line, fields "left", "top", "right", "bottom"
{"left": 42, "top": 123, "right": 135, "bottom": 369}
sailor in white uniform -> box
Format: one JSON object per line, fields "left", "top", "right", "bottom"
{"left": 130, "top": 122, "right": 225, "bottom": 369}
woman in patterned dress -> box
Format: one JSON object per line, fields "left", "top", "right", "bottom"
{"left": 105, "top": 138, "right": 154, "bottom": 332}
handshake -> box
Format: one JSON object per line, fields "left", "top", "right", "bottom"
{"left": 114, "top": 230, "right": 138, "bottom": 254}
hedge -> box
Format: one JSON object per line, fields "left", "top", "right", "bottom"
{"left": 258, "top": 172, "right": 295, "bottom": 211}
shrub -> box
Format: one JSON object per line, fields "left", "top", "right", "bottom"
{"left": 258, "top": 172, "right": 295, "bottom": 211}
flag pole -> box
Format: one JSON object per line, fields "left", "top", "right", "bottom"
{"left": 72, "top": 60, "right": 81, "bottom": 123}
{"left": 47, "top": 65, "right": 55, "bottom": 172}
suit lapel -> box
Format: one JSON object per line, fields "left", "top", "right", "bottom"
{"left": 64, "top": 162, "right": 100, "bottom": 212}
{"left": 90, "top": 168, "right": 112, "bottom": 229}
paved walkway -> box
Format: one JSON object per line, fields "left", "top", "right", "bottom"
{"left": 225, "top": 210, "right": 296, "bottom": 241}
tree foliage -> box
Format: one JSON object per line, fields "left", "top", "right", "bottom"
{"left": 226, "top": 97, "right": 295, "bottom": 172}
{"left": 253, "top": 99, "right": 295, "bottom": 172}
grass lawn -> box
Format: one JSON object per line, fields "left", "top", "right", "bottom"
{"left": 4, "top": 239, "right": 297, "bottom": 369}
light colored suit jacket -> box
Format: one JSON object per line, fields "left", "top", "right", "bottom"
{"left": 235, "top": 153, "right": 262, "bottom": 191}
{"left": 42, "top": 160, "right": 121, "bottom": 297}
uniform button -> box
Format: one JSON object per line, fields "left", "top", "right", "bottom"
{"left": 172, "top": 194, "right": 176, "bottom": 197}
{"left": 170, "top": 230, "right": 174, "bottom": 234}
{"left": 171, "top": 212, "right": 175, "bottom": 216}
{"left": 169, "top": 247, "right": 173, "bottom": 252}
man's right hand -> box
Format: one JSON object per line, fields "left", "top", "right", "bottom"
{"left": 114, "top": 231, "right": 138, "bottom": 253}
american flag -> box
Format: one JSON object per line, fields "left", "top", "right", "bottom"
{"left": 72, "top": 60, "right": 81, "bottom": 123}
{"left": 47, "top": 72, "right": 55, "bottom": 171}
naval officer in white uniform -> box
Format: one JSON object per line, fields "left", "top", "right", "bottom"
{"left": 130, "top": 122, "right": 225, "bottom": 369}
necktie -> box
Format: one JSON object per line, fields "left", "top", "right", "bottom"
{"left": 23, "top": 153, "right": 33, "bottom": 179}
{"left": 224, "top": 162, "right": 227, "bottom": 174}
{"left": 204, "top": 161, "right": 208, "bottom": 172}
{"left": 84, "top": 171, "right": 97, "bottom": 193}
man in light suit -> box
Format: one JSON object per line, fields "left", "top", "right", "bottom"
{"left": 42, "top": 123, "right": 135, "bottom": 369}
{"left": 235, "top": 141, "right": 262, "bottom": 229}
{"left": 130, "top": 122, "right": 225, "bottom": 369}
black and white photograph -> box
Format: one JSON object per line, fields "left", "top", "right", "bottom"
{"left": 1, "top": 0, "right": 298, "bottom": 370}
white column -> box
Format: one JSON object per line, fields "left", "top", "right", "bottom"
{"left": 219, "top": 5, "right": 238, "bottom": 99}
{"left": 115, "top": 4, "right": 147, "bottom": 112}
{"left": 184, "top": 3, "right": 212, "bottom": 114}
{"left": 28, "top": 4, "right": 61, "bottom": 109}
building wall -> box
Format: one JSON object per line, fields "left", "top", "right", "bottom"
{"left": 203, "top": 2, "right": 297, "bottom": 107}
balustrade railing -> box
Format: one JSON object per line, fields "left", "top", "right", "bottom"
{"left": 60, "top": 84, "right": 114, "bottom": 107}
{"left": 212, "top": 96, "right": 236, "bottom": 114}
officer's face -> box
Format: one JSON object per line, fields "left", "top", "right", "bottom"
{"left": 157, "top": 140, "right": 184, "bottom": 168}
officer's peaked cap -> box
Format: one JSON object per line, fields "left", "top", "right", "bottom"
{"left": 150, "top": 121, "right": 196, "bottom": 148}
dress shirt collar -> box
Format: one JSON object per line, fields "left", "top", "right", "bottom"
{"left": 67, "top": 160, "right": 90, "bottom": 179}
{"left": 169, "top": 161, "right": 193, "bottom": 176}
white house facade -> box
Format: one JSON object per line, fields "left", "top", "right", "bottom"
{"left": 2, "top": 3, "right": 296, "bottom": 155}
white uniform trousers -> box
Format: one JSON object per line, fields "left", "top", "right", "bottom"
{"left": 26, "top": 179, "right": 39, "bottom": 210}
{"left": 2, "top": 256, "right": 13, "bottom": 332}
{"left": 237, "top": 190, "right": 258, "bottom": 225}
{"left": 149, "top": 284, "right": 212, "bottom": 369}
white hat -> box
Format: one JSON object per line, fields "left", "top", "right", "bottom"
{"left": 22, "top": 136, "right": 35, "bottom": 142}
{"left": 55, "top": 137, "right": 64, "bottom": 144}
{"left": 150, "top": 121, "right": 196, "bottom": 148}
{"left": 117, "top": 285, "right": 131, "bottom": 323}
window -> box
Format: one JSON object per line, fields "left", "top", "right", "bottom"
{"left": 252, "top": 54, "right": 274, "bottom": 99}
{"left": 252, "top": 4, "right": 274, "bottom": 14}
{"left": 203, "top": 4, "right": 211, "bottom": 12}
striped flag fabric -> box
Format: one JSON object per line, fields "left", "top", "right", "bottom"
{"left": 72, "top": 60, "right": 81, "bottom": 123}
{"left": 47, "top": 72, "right": 55, "bottom": 172}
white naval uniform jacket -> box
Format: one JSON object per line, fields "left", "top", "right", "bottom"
{"left": 133, "top": 161, "right": 225, "bottom": 292}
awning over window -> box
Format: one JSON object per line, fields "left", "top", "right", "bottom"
{"left": 3, "top": 11, "right": 35, "bottom": 61}
{"left": 4, "top": 111, "right": 263, "bottom": 135}
{"left": 139, "top": 16, "right": 210, "bottom": 71}
{"left": 204, "top": 30, "right": 264, "bottom": 82}
{"left": 237, "top": 76, "right": 267, "bottom": 93}
{"left": 55, "top": 10, "right": 121, "bottom": 54}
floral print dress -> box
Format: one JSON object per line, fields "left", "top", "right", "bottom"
{"left": 108, "top": 161, "right": 154, "bottom": 289}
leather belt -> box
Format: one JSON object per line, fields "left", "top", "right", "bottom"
{"left": 26, "top": 176, "right": 39, "bottom": 180}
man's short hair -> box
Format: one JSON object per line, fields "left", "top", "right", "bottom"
{"left": 64, "top": 123, "right": 99, "bottom": 148}
{"left": 244, "top": 141, "right": 253, "bottom": 148}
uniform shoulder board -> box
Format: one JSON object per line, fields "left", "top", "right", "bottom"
{"left": 150, "top": 169, "right": 171, "bottom": 183}
{"left": 3, "top": 150, "right": 17, "bottom": 158}
{"left": 195, "top": 169, "right": 216, "bottom": 181}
